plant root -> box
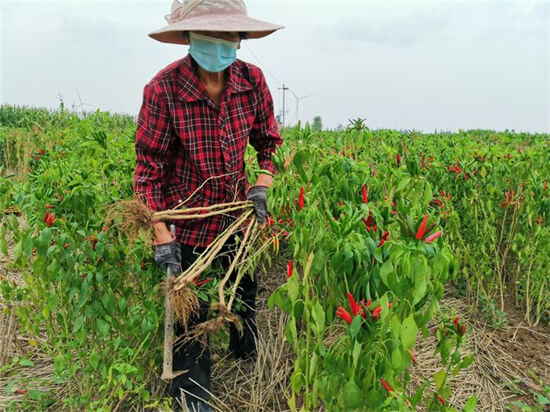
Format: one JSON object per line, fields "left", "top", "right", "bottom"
{"left": 183, "top": 303, "right": 242, "bottom": 355}
{"left": 104, "top": 195, "right": 155, "bottom": 246}
{"left": 170, "top": 282, "right": 200, "bottom": 330}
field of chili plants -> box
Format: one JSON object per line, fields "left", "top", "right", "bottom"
{"left": 0, "top": 105, "right": 549, "bottom": 411}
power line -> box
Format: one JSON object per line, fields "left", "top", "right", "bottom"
{"left": 243, "top": 41, "right": 283, "bottom": 86}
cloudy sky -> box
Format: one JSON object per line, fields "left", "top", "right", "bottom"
{"left": 1, "top": 0, "right": 548, "bottom": 132}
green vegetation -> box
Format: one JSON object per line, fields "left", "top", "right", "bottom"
{"left": 0, "top": 107, "right": 548, "bottom": 411}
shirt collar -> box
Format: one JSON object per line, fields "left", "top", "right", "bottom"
{"left": 177, "top": 54, "right": 252, "bottom": 103}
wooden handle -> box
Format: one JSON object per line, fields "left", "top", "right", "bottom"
{"left": 161, "top": 224, "right": 182, "bottom": 381}
{"left": 161, "top": 269, "right": 176, "bottom": 381}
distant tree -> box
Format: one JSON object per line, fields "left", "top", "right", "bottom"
{"left": 312, "top": 116, "right": 323, "bottom": 132}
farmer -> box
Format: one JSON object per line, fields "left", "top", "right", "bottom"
{"left": 133, "top": 0, "right": 283, "bottom": 410}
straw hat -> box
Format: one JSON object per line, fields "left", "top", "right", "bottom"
{"left": 149, "top": 0, "right": 284, "bottom": 45}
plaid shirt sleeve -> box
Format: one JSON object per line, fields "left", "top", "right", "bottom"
{"left": 133, "top": 82, "right": 175, "bottom": 212}
{"left": 249, "top": 69, "right": 282, "bottom": 176}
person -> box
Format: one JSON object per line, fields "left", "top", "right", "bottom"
{"left": 133, "top": 0, "right": 284, "bottom": 410}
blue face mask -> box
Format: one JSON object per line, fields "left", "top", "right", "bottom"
{"left": 188, "top": 32, "right": 238, "bottom": 73}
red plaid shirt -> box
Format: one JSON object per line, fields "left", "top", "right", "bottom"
{"left": 134, "top": 54, "right": 282, "bottom": 247}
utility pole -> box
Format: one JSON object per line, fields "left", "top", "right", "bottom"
{"left": 278, "top": 84, "right": 289, "bottom": 128}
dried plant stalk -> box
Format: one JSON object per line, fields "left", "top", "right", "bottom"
{"left": 104, "top": 192, "right": 253, "bottom": 247}
{"left": 184, "top": 221, "right": 260, "bottom": 350}
{"left": 170, "top": 210, "right": 254, "bottom": 326}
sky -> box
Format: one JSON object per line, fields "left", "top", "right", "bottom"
{"left": 1, "top": 0, "right": 549, "bottom": 132}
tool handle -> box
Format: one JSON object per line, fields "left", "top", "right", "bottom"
{"left": 161, "top": 223, "right": 181, "bottom": 381}
{"left": 161, "top": 274, "right": 175, "bottom": 380}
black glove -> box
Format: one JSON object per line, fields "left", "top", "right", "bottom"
{"left": 247, "top": 185, "right": 268, "bottom": 224}
{"left": 154, "top": 240, "right": 182, "bottom": 275}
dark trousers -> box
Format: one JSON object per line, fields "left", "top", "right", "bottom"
{"left": 169, "top": 235, "right": 258, "bottom": 406}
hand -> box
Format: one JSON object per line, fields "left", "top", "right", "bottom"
{"left": 247, "top": 185, "right": 268, "bottom": 225}
{"left": 154, "top": 240, "right": 182, "bottom": 275}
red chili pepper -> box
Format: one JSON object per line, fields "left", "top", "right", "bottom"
{"left": 544, "top": 180, "right": 548, "bottom": 191}
{"left": 83, "top": 235, "right": 98, "bottom": 251}
{"left": 16, "top": 389, "right": 26, "bottom": 395}
{"left": 380, "top": 378, "right": 393, "bottom": 393}
{"left": 141, "top": 261, "right": 147, "bottom": 270}
{"left": 378, "top": 231, "right": 389, "bottom": 247}
{"left": 416, "top": 214, "right": 428, "bottom": 240}
{"left": 453, "top": 316, "right": 460, "bottom": 328}
{"left": 372, "top": 306, "right": 382, "bottom": 320}
{"left": 346, "top": 292, "right": 362, "bottom": 316}
{"left": 338, "top": 201, "right": 343, "bottom": 207}
{"left": 423, "top": 231, "right": 442, "bottom": 243}
{"left": 43, "top": 211, "right": 56, "bottom": 227}
{"left": 298, "top": 187, "right": 305, "bottom": 210}
{"left": 280, "top": 205, "right": 286, "bottom": 215}
{"left": 335, "top": 307, "right": 353, "bottom": 324}
{"left": 361, "top": 299, "right": 372, "bottom": 308}
{"left": 396, "top": 154, "right": 402, "bottom": 166}
{"left": 287, "top": 260, "right": 293, "bottom": 278}
{"left": 63, "top": 243, "right": 71, "bottom": 248}
{"left": 193, "top": 278, "right": 212, "bottom": 288}
{"left": 362, "top": 211, "right": 373, "bottom": 232}
{"left": 45, "top": 204, "right": 54, "bottom": 209}
{"left": 39, "top": 149, "right": 45, "bottom": 155}
{"left": 362, "top": 184, "right": 368, "bottom": 203}
{"left": 438, "top": 394, "right": 446, "bottom": 405}
{"left": 407, "top": 349, "right": 417, "bottom": 365}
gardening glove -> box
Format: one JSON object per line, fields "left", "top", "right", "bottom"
{"left": 246, "top": 185, "right": 268, "bottom": 224}
{"left": 154, "top": 240, "right": 182, "bottom": 275}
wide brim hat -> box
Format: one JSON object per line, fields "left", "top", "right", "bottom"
{"left": 149, "top": 0, "right": 284, "bottom": 45}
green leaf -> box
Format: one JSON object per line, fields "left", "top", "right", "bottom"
{"left": 536, "top": 394, "right": 549, "bottom": 405}
{"left": 463, "top": 394, "right": 477, "bottom": 412}
{"left": 460, "top": 354, "right": 474, "bottom": 369}
{"left": 342, "top": 379, "right": 362, "bottom": 409}
{"left": 390, "top": 316, "right": 401, "bottom": 341}
{"left": 391, "top": 348, "right": 402, "bottom": 370}
{"left": 413, "top": 268, "right": 427, "bottom": 305}
{"left": 287, "top": 275, "right": 300, "bottom": 303}
{"left": 96, "top": 318, "right": 109, "bottom": 338}
{"left": 434, "top": 369, "right": 447, "bottom": 391}
{"left": 290, "top": 368, "right": 305, "bottom": 393}
{"left": 0, "top": 238, "right": 7, "bottom": 256}
{"left": 73, "top": 315, "right": 84, "bottom": 333}
{"left": 13, "top": 240, "right": 23, "bottom": 264}
{"left": 292, "top": 150, "right": 307, "bottom": 169}
{"left": 28, "top": 390, "right": 44, "bottom": 401}
{"left": 19, "top": 358, "right": 34, "bottom": 367}
{"left": 90, "top": 350, "right": 99, "bottom": 370}
{"left": 396, "top": 177, "right": 411, "bottom": 192}
{"left": 293, "top": 300, "right": 304, "bottom": 320}
{"left": 311, "top": 301, "right": 325, "bottom": 338}
{"left": 47, "top": 294, "right": 58, "bottom": 312}
{"left": 400, "top": 314, "right": 418, "bottom": 349}
{"left": 350, "top": 315, "right": 362, "bottom": 340}
{"left": 379, "top": 260, "right": 393, "bottom": 288}
{"left": 352, "top": 341, "right": 362, "bottom": 370}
